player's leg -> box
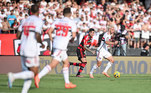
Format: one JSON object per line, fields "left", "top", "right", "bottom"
{"left": 20, "top": 66, "right": 39, "bottom": 92}
{"left": 69, "top": 48, "right": 82, "bottom": 66}
{"left": 35, "top": 58, "right": 59, "bottom": 88}
{"left": 76, "top": 58, "right": 87, "bottom": 77}
{"left": 21, "top": 79, "right": 32, "bottom": 93}
{"left": 35, "top": 49, "right": 60, "bottom": 88}
{"left": 62, "top": 54, "right": 76, "bottom": 89}
{"left": 89, "top": 61, "right": 101, "bottom": 78}
{"left": 75, "top": 48, "right": 87, "bottom": 77}
{"left": 20, "top": 56, "right": 32, "bottom": 93}
{"left": 90, "top": 50, "right": 102, "bottom": 78}
{"left": 102, "top": 55, "right": 114, "bottom": 77}
{"left": 8, "top": 56, "right": 35, "bottom": 89}
{"left": 69, "top": 62, "right": 82, "bottom": 66}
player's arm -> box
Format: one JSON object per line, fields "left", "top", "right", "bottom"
{"left": 36, "top": 32, "right": 45, "bottom": 48}
{"left": 84, "top": 45, "right": 95, "bottom": 54}
{"left": 70, "top": 22, "right": 77, "bottom": 43}
{"left": 35, "top": 20, "right": 45, "bottom": 48}
{"left": 16, "top": 31, "right": 21, "bottom": 39}
{"left": 47, "top": 27, "right": 54, "bottom": 41}
{"left": 105, "top": 41, "right": 118, "bottom": 45}
{"left": 16, "top": 19, "right": 25, "bottom": 39}
{"left": 70, "top": 32, "right": 76, "bottom": 43}
{"left": 83, "top": 36, "right": 95, "bottom": 54}
{"left": 105, "top": 36, "right": 118, "bottom": 46}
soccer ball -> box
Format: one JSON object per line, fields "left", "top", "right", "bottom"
{"left": 113, "top": 71, "right": 120, "bottom": 78}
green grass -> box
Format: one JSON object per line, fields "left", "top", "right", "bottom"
{"left": 0, "top": 74, "right": 151, "bottom": 93}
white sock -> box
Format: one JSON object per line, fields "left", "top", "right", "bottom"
{"left": 103, "top": 62, "right": 112, "bottom": 73}
{"left": 63, "top": 67, "right": 70, "bottom": 84}
{"left": 38, "top": 65, "right": 51, "bottom": 79}
{"left": 13, "top": 71, "right": 34, "bottom": 80}
{"left": 21, "top": 79, "right": 32, "bottom": 93}
{"left": 90, "top": 64, "right": 98, "bottom": 74}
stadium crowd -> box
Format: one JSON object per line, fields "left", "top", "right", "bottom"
{"left": 0, "top": 0, "right": 151, "bottom": 52}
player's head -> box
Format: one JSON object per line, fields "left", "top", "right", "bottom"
{"left": 108, "top": 25, "right": 115, "bottom": 34}
{"left": 63, "top": 7, "right": 71, "bottom": 17}
{"left": 31, "top": 4, "right": 39, "bottom": 16}
{"left": 88, "top": 28, "right": 95, "bottom": 37}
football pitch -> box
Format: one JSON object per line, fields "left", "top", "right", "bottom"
{"left": 0, "top": 74, "right": 151, "bottom": 93}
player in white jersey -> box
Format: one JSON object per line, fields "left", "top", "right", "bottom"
{"left": 89, "top": 25, "right": 118, "bottom": 78}
{"left": 8, "top": 5, "right": 45, "bottom": 93}
{"left": 34, "top": 7, "right": 77, "bottom": 89}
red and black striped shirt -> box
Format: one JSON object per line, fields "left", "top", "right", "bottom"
{"left": 78, "top": 34, "right": 92, "bottom": 51}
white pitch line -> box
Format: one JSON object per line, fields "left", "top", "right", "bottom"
{"left": 0, "top": 92, "right": 18, "bottom": 93}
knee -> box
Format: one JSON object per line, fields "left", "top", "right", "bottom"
{"left": 109, "top": 58, "right": 114, "bottom": 63}
{"left": 97, "top": 62, "right": 101, "bottom": 67}
{"left": 81, "top": 62, "right": 87, "bottom": 67}
{"left": 110, "top": 59, "right": 114, "bottom": 63}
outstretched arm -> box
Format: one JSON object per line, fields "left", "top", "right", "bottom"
{"left": 84, "top": 45, "right": 95, "bottom": 54}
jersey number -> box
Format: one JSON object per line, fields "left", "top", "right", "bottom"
{"left": 55, "top": 25, "right": 71, "bottom": 37}
{"left": 23, "top": 22, "right": 35, "bottom": 37}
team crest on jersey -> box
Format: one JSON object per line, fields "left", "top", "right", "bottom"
{"left": 87, "top": 39, "right": 91, "bottom": 43}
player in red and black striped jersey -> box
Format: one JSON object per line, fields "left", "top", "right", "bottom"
{"left": 70, "top": 28, "right": 96, "bottom": 77}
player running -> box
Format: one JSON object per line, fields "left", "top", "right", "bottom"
{"left": 69, "top": 28, "right": 95, "bottom": 77}
{"left": 8, "top": 4, "right": 44, "bottom": 93}
{"left": 34, "top": 7, "right": 77, "bottom": 89}
{"left": 89, "top": 25, "right": 118, "bottom": 78}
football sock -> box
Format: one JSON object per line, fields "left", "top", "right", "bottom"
{"left": 13, "top": 71, "right": 34, "bottom": 79}
{"left": 21, "top": 79, "right": 32, "bottom": 93}
{"left": 70, "top": 62, "right": 82, "bottom": 66}
{"left": 38, "top": 65, "right": 51, "bottom": 79}
{"left": 103, "top": 62, "right": 112, "bottom": 73}
{"left": 63, "top": 67, "right": 70, "bottom": 84}
{"left": 90, "top": 64, "right": 98, "bottom": 74}
{"left": 76, "top": 62, "right": 87, "bottom": 75}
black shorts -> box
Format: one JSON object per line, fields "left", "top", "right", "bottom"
{"left": 76, "top": 48, "right": 86, "bottom": 61}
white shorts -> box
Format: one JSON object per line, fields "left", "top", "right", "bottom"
{"left": 21, "top": 56, "right": 40, "bottom": 68}
{"left": 52, "top": 49, "right": 68, "bottom": 62}
{"left": 96, "top": 48, "right": 112, "bottom": 61}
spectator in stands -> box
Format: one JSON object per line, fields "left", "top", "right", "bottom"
{"left": 79, "top": 22, "right": 88, "bottom": 44}
{"left": 12, "top": 19, "right": 19, "bottom": 33}
{"left": 0, "top": 21, "right": 2, "bottom": 33}
{"left": 116, "top": 25, "right": 128, "bottom": 56}
{"left": 43, "top": 21, "right": 51, "bottom": 31}
{"left": 7, "top": 10, "right": 17, "bottom": 28}
{"left": 141, "top": 21, "right": 150, "bottom": 48}
{"left": 18, "top": 12, "right": 24, "bottom": 23}
{"left": 43, "top": 45, "right": 51, "bottom": 56}
{"left": 125, "top": 21, "right": 134, "bottom": 48}
{"left": 1, "top": 17, "right": 10, "bottom": 33}
{"left": 0, "top": 9, "right": 6, "bottom": 20}
{"left": 133, "top": 20, "right": 141, "bottom": 48}
{"left": 140, "top": 43, "right": 149, "bottom": 56}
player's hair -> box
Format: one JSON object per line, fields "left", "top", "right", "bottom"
{"left": 89, "top": 28, "right": 95, "bottom": 33}
{"left": 31, "top": 4, "right": 39, "bottom": 14}
{"left": 107, "top": 25, "right": 114, "bottom": 29}
{"left": 63, "top": 7, "right": 71, "bottom": 16}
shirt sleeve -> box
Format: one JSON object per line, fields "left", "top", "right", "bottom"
{"left": 35, "top": 19, "right": 43, "bottom": 34}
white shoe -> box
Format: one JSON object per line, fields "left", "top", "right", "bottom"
{"left": 8, "top": 72, "right": 14, "bottom": 88}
